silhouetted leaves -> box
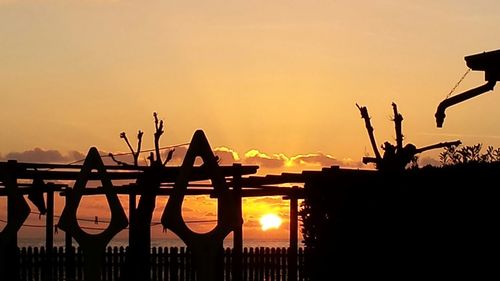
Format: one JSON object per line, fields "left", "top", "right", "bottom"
{"left": 440, "top": 143, "right": 500, "bottom": 166}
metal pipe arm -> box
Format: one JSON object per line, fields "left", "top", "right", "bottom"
{"left": 435, "top": 80, "right": 496, "bottom": 127}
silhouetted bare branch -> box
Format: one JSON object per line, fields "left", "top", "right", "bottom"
{"left": 392, "top": 102, "right": 404, "bottom": 150}
{"left": 119, "top": 130, "right": 143, "bottom": 166}
{"left": 153, "top": 112, "right": 164, "bottom": 166}
{"left": 358, "top": 103, "right": 462, "bottom": 171}
{"left": 135, "top": 130, "right": 143, "bottom": 166}
{"left": 356, "top": 103, "right": 382, "bottom": 162}
{"left": 147, "top": 152, "right": 155, "bottom": 167}
{"left": 416, "top": 140, "right": 461, "bottom": 154}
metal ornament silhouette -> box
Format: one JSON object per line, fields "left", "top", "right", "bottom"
{"left": 58, "top": 147, "right": 128, "bottom": 281}
{"left": 0, "top": 163, "right": 31, "bottom": 279}
{"left": 28, "top": 177, "right": 48, "bottom": 215}
{"left": 435, "top": 49, "right": 499, "bottom": 127}
{"left": 161, "top": 130, "right": 239, "bottom": 281}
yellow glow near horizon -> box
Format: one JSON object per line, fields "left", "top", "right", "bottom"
{"left": 259, "top": 213, "right": 282, "bottom": 231}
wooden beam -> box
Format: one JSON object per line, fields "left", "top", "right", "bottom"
{"left": 0, "top": 162, "right": 259, "bottom": 177}
{"left": 0, "top": 184, "right": 66, "bottom": 195}
{"left": 232, "top": 164, "right": 243, "bottom": 281}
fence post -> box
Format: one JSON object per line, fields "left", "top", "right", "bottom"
{"left": 27, "top": 247, "right": 33, "bottom": 281}
{"left": 288, "top": 187, "right": 299, "bottom": 281}
{"left": 232, "top": 163, "right": 243, "bottom": 281}
{"left": 248, "top": 248, "right": 254, "bottom": 281}
{"left": 170, "top": 247, "right": 179, "bottom": 281}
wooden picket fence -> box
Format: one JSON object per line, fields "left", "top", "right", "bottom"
{"left": 16, "top": 246, "right": 308, "bottom": 281}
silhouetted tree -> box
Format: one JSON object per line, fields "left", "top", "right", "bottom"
{"left": 115, "top": 112, "right": 174, "bottom": 281}
{"left": 357, "top": 102, "right": 460, "bottom": 171}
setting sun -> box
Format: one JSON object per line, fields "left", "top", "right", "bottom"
{"left": 259, "top": 214, "right": 282, "bottom": 231}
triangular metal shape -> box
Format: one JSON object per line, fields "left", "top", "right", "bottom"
{"left": 58, "top": 147, "right": 128, "bottom": 243}
{"left": 161, "top": 130, "right": 238, "bottom": 242}
{"left": 161, "top": 130, "right": 238, "bottom": 281}
{"left": 57, "top": 147, "right": 128, "bottom": 281}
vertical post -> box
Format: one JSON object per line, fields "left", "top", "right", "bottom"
{"left": 232, "top": 163, "right": 243, "bottom": 281}
{"left": 128, "top": 191, "right": 136, "bottom": 246}
{"left": 46, "top": 189, "right": 54, "bottom": 250}
{"left": 45, "top": 189, "right": 54, "bottom": 281}
{"left": 63, "top": 191, "right": 75, "bottom": 281}
{"left": 64, "top": 191, "right": 72, "bottom": 250}
{"left": 64, "top": 231, "right": 72, "bottom": 250}
{"left": 289, "top": 187, "right": 299, "bottom": 281}
{"left": 3, "top": 160, "right": 27, "bottom": 281}
{"left": 6, "top": 183, "right": 18, "bottom": 281}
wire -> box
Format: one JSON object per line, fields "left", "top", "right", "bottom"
{"left": 445, "top": 68, "right": 471, "bottom": 99}
{"left": 27, "top": 212, "right": 218, "bottom": 227}
{"left": 109, "top": 143, "right": 190, "bottom": 157}
{"left": 0, "top": 218, "right": 44, "bottom": 228}
{"left": 64, "top": 142, "right": 191, "bottom": 165}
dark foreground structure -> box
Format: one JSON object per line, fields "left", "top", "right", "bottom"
{"left": 2, "top": 127, "right": 500, "bottom": 280}
{"left": 2, "top": 157, "right": 500, "bottom": 280}
{"left": 16, "top": 246, "right": 308, "bottom": 281}
{"left": 301, "top": 164, "right": 500, "bottom": 280}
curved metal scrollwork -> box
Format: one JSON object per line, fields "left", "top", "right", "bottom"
{"left": 58, "top": 147, "right": 128, "bottom": 281}
{"left": 161, "top": 130, "right": 239, "bottom": 281}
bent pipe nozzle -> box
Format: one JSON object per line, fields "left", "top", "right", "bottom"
{"left": 435, "top": 80, "right": 496, "bottom": 127}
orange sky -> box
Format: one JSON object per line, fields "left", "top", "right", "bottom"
{"left": 1, "top": 0, "right": 500, "bottom": 243}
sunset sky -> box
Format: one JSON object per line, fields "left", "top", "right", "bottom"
{"left": 1, "top": 0, "right": 500, "bottom": 243}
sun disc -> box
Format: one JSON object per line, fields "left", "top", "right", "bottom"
{"left": 259, "top": 213, "right": 282, "bottom": 231}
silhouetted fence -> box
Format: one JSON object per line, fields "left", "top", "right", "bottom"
{"left": 17, "top": 246, "right": 308, "bottom": 281}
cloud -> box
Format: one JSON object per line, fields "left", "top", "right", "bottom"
{"left": 165, "top": 145, "right": 228, "bottom": 166}
{"left": 290, "top": 153, "right": 340, "bottom": 167}
{"left": 0, "top": 147, "right": 141, "bottom": 166}
{"left": 165, "top": 145, "right": 240, "bottom": 166}
{"left": 0, "top": 146, "right": 363, "bottom": 172}
{"left": 243, "top": 150, "right": 286, "bottom": 169}
{"left": 240, "top": 149, "right": 363, "bottom": 170}
{"left": 292, "top": 153, "right": 365, "bottom": 169}
{"left": 214, "top": 147, "right": 240, "bottom": 164}
{"left": 250, "top": 197, "right": 285, "bottom": 205}
{"left": 418, "top": 156, "right": 441, "bottom": 167}
{"left": 0, "top": 148, "right": 85, "bottom": 163}
{"left": 242, "top": 219, "right": 261, "bottom": 228}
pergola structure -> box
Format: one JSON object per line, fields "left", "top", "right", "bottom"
{"left": 1, "top": 130, "right": 364, "bottom": 281}
{"left": 0, "top": 129, "right": 376, "bottom": 281}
